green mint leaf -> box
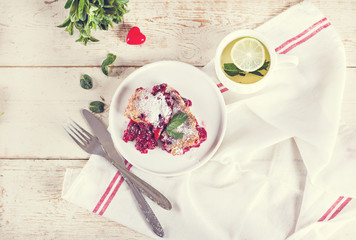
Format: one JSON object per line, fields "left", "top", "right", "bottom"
{"left": 64, "top": 0, "right": 74, "bottom": 9}
{"left": 0, "top": 112, "right": 3, "bottom": 117}
{"left": 65, "top": 22, "right": 74, "bottom": 35}
{"left": 78, "top": 0, "right": 86, "bottom": 21}
{"left": 69, "top": 0, "right": 79, "bottom": 22}
{"left": 57, "top": 17, "right": 71, "bottom": 28}
{"left": 75, "top": 36, "right": 84, "bottom": 42}
{"left": 118, "top": 0, "right": 129, "bottom": 4}
{"left": 101, "top": 53, "right": 117, "bottom": 76}
{"left": 224, "top": 61, "right": 270, "bottom": 77}
{"left": 89, "top": 36, "right": 99, "bottom": 42}
{"left": 249, "top": 71, "right": 263, "bottom": 76}
{"left": 83, "top": 38, "right": 88, "bottom": 46}
{"left": 250, "top": 61, "right": 270, "bottom": 76}
{"left": 166, "top": 129, "right": 184, "bottom": 139}
{"left": 223, "top": 63, "right": 244, "bottom": 77}
{"left": 89, "top": 101, "right": 105, "bottom": 113}
{"left": 80, "top": 74, "right": 93, "bottom": 89}
{"left": 166, "top": 112, "right": 188, "bottom": 132}
{"left": 259, "top": 60, "right": 270, "bottom": 71}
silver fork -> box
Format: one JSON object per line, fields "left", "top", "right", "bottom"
{"left": 64, "top": 119, "right": 164, "bottom": 238}
{"left": 64, "top": 119, "right": 172, "bottom": 210}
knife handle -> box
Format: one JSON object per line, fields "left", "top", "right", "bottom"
{"left": 125, "top": 178, "right": 164, "bottom": 238}
{"left": 111, "top": 159, "right": 172, "bottom": 210}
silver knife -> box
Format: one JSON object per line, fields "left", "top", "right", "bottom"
{"left": 82, "top": 109, "right": 165, "bottom": 237}
{"left": 81, "top": 109, "right": 172, "bottom": 210}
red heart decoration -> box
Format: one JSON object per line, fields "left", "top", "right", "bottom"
{"left": 126, "top": 26, "right": 146, "bottom": 45}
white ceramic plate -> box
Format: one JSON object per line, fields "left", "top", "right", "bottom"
{"left": 109, "top": 61, "right": 226, "bottom": 176}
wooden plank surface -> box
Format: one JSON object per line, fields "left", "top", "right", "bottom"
{"left": 0, "top": 0, "right": 355, "bottom": 67}
{"left": 0, "top": 159, "right": 152, "bottom": 240}
{"left": 0, "top": 67, "right": 136, "bottom": 158}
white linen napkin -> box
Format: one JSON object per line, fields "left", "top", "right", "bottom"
{"left": 62, "top": 1, "right": 356, "bottom": 239}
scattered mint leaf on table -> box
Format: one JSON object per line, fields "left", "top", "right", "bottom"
{"left": 89, "top": 101, "right": 105, "bottom": 113}
{"left": 57, "top": 0, "right": 129, "bottom": 45}
{"left": 101, "top": 53, "right": 117, "bottom": 76}
{"left": 80, "top": 74, "right": 93, "bottom": 89}
{"left": 166, "top": 112, "right": 188, "bottom": 139}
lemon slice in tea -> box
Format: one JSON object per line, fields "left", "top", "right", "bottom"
{"left": 230, "top": 37, "right": 265, "bottom": 72}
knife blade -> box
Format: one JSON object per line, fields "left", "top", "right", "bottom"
{"left": 81, "top": 109, "right": 172, "bottom": 210}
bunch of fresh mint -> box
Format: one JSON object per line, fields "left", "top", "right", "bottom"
{"left": 57, "top": 0, "right": 129, "bottom": 45}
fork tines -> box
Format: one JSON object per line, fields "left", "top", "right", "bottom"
{"left": 64, "top": 119, "right": 93, "bottom": 148}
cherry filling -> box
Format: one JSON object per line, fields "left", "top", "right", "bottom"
{"left": 182, "top": 125, "right": 207, "bottom": 154}
{"left": 182, "top": 97, "right": 192, "bottom": 107}
{"left": 123, "top": 83, "right": 206, "bottom": 155}
{"left": 123, "top": 120, "right": 157, "bottom": 154}
{"left": 197, "top": 126, "right": 207, "bottom": 143}
{"left": 152, "top": 83, "right": 167, "bottom": 95}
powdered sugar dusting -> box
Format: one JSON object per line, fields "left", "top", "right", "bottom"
{"left": 176, "top": 119, "right": 195, "bottom": 139}
{"left": 171, "top": 95, "right": 196, "bottom": 141}
{"left": 134, "top": 89, "right": 171, "bottom": 127}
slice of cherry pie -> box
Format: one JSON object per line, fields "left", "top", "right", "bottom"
{"left": 123, "top": 83, "right": 207, "bottom": 155}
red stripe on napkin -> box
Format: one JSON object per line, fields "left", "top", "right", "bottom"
{"left": 220, "top": 88, "right": 229, "bottom": 93}
{"left": 93, "top": 162, "right": 133, "bottom": 214}
{"left": 99, "top": 164, "right": 133, "bottom": 216}
{"left": 328, "top": 197, "right": 352, "bottom": 221}
{"left": 217, "top": 83, "right": 229, "bottom": 93}
{"left": 98, "top": 176, "right": 125, "bottom": 215}
{"left": 318, "top": 196, "right": 344, "bottom": 222}
{"left": 93, "top": 171, "right": 121, "bottom": 213}
{"left": 279, "top": 22, "right": 331, "bottom": 54}
{"left": 275, "top": 17, "right": 328, "bottom": 52}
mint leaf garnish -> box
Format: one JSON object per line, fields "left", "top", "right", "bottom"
{"left": 166, "top": 112, "right": 188, "bottom": 139}
{"left": 167, "top": 129, "right": 184, "bottom": 139}
{"left": 223, "top": 61, "right": 270, "bottom": 77}
{"left": 250, "top": 61, "right": 270, "bottom": 76}
{"left": 223, "top": 63, "right": 245, "bottom": 77}
{"left": 167, "top": 113, "right": 188, "bottom": 131}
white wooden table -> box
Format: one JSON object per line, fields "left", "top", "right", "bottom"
{"left": 0, "top": 0, "right": 356, "bottom": 239}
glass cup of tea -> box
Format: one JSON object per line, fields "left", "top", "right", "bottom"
{"left": 214, "top": 29, "right": 298, "bottom": 94}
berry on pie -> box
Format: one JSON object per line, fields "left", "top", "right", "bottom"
{"left": 123, "top": 83, "right": 207, "bottom": 155}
